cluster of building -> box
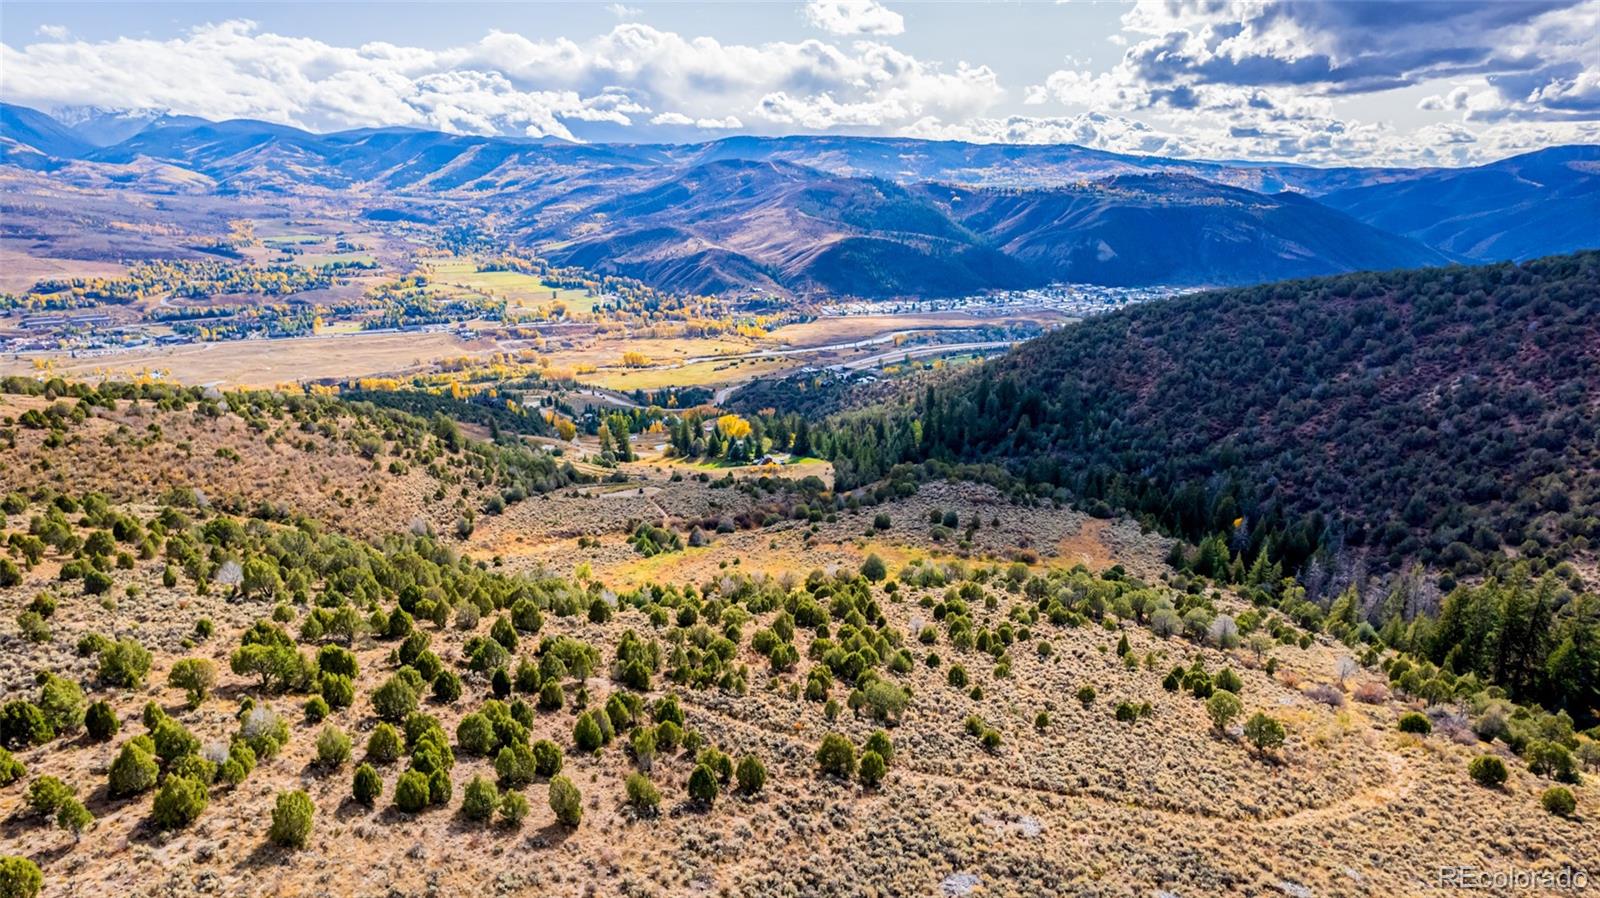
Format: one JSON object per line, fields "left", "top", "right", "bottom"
{"left": 817, "top": 282, "right": 1190, "bottom": 319}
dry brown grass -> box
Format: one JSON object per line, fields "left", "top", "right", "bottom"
{"left": 0, "top": 412, "right": 1594, "bottom": 898}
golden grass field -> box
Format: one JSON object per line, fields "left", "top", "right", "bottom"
{"left": 0, "top": 248, "right": 130, "bottom": 295}
{"left": 424, "top": 259, "right": 598, "bottom": 313}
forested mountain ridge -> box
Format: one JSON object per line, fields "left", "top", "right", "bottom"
{"left": 805, "top": 251, "right": 1600, "bottom": 718}
{"left": 820, "top": 251, "right": 1600, "bottom": 583}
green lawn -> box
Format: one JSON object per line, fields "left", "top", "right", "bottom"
{"left": 426, "top": 259, "right": 595, "bottom": 312}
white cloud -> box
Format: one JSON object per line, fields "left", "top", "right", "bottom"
{"left": 606, "top": 3, "right": 642, "bottom": 19}
{"left": 0, "top": 19, "right": 991, "bottom": 140}
{"left": 1016, "top": 0, "right": 1600, "bottom": 164}
{"left": 0, "top": 8, "right": 1592, "bottom": 165}
{"left": 1419, "top": 85, "right": 1473, "bottom": 111}
{"left": 35, "top": 24, "right": 70, "bottom": 40}
{"left": 803, "top": 0, "right": 905, "bottom": 36}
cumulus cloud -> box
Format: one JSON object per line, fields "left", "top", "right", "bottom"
{"left": 0, "top": 7, "right": 1593, "bottom": 165}
{"left": 1113, "top": 1, "right": 1579, "bottom": 93}
{"left": 0, "top": 19, "right": 987, "bottom": 141}
{"left": 1018, "top": 0, "right": 1600, "bottom": 163}
{"left": 803, "top": 0, "right": 905, "bottom": 36}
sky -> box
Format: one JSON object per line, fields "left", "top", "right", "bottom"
{"left": 1, "top": 0, "right": 1597, "bottom": 166}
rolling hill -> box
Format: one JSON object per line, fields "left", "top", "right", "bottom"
{"left": 0, "top": 102, "right": 1594, "bottom": 296}
{"left": 921, "top": 174, "right": 1448, "bottom": 286}
{"left": 1315, "top": 145, "right": 1600, "bottom": 261}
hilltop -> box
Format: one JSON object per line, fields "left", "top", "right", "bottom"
{"left": 1, "top": 372, "right": 1594, "bottom": 897}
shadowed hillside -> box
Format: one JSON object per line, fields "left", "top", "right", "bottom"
{"left": 820, "top": 251, "right": 1600, "bottom": 580}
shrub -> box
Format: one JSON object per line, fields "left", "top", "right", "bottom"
{"left": 315, "top": 725, "right": 351, "bottom": 768}
{"left": 538, "top": 678, "right": 564, "bottom": 711}
{"left": 394, "top": 770, "right": 430, "bottom": 813}
{"left": 426, "top": 767, "right": 452, "bottom": 807}
{"left": 152, "top": 775, "right": 209, "bottom": 829}
{"left": 1526, "top": 741, "right": 1578, "bottom": 781}
{"left": 26, "top": 776, "right": 73, "bottom": 818}
{"left": 318, "top": 673, "right": 354, "bottom": 710}
{"left": 366, "top": 723, "right": 403, "bottom": 764}
{"left": 219, "top": 741, "right": 257, "bottom": 787}
{"left": 1398, "top": 712, "right": 1432, "bottom": 735}
{"left": 152, "top": 717, "right": 199, "bottom": 766}
{"left": 372, "top": 676, "right": 419, "bottom": 722}
{"left": 687, "top": 764, "right": 719, "bottom": 806}
{"left": 735, "top": 754, "right": 767, "bottom": 794}
{"left": 1353, "top": 681, "right": 1389, "bottom": 704}
{"left": 236, "top": 703, "right": 288, "bottom": 755}
{"left": 56, "top": 797, "right": 93, "bottom": 839}
{"left": 109, "top": 741, "right": 159, "bottom": 797}
{"left": 548, "top": 776, "right": 582, "bottom": 826}
{"left": 1213, "top": 668, "right": 1243, "bottom": 694}
{"left": 1541, "top": 786, "right": 1577, "bottom": 817}
{"left": 353, "top": 764, "right": 382, "bottom": 805}
{"left": 462, "top": 775, "right": 500, "bottom": 823}
{"left": 1076, "top": 685, "right": 1096, "bottom": 707}
{"left": 268, "top": 790, "right": 314, "bottom": 849}
{"left": 861, "top": 554, "right": 887, "bottom": 582}
{"left": 864, "top": 730, "right": 894, "bottom": 766}
{"left": 655, "top": 720, "right": 682, "bottom": 753}
{"left": 97, "top": 638, "right": 152, "bottom": 688}
{"left": 169, "top": 658, "right": 217, "bottom": 708}
{"left": 1468, "top": 755, "right": 1508, "bottom": 788}
{"left": 816, "top": 733, "right": 856, "bottom": 778}
{"left": 1305, "top": 683, "right": 1344, "bottom": 707}
{"left": 304, "top": 695, "right": 330, "bottom": 723}
{"left": 859, "top": 750, "right": 887, "bottom": 787}
{"left": 697, "top": 747, "right": 733, "bottom": 784}
{"left": 432, "top": 670, "right": 463, "bottom": 704}
{"left": 170, "top": 753, "right": 217, "bottom": 785}
{"left": 457, "top": 713, "right": 496, "bottom": 756}
{"left": 498, "top": 790, "right": 530, "bottom": 827}
{"left": 317, "top": 644, "right": 358, "bottom": 678}
{"left": 1244, "top": 712, "right": 1286, "bottom": 756}
{"left": 83, "top": 569, "right": 113, "bottom": 596}
{"left": 0, "top": 747, "right": 23, "bottom": 786}
{"left": 0, "top": 856, "right": 43, "bottom": 898}
{"left": 35, "top": 674, "right": 84, "bottom": 735}
{"left": 860, "top": 680, "right": 910, "bottom": 724}
{"left": 85, "top": 701, "right": 119, "bottom": 742}
{"left": 573, "top": 712, "right": 604, "bottom": 753}
{"left": 0, "top": 702, "right": 50, "bottom": 749}
{"left": 531, "top": 736, "right": 563, "bottom": 777}
{"left": 626, "top": 772, "right": 661, "bottom": 815}
{"left": 1206, "top": 690, "right": 1242, "bottom": 735}
{"left": 487, "top": 744, "right": 529, "bottom": 788}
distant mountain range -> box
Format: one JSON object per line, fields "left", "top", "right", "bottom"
{"left": 2, "top": 102, "right": 1595, "bottom": 297}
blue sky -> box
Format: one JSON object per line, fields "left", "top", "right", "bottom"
{"left": 2, "top": 1, "right": 1597, "bottom": 165}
